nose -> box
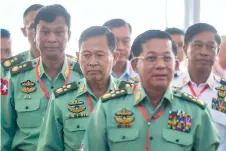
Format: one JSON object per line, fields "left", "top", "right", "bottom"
{"left": 155, "top": 57, "right": 167, "bottom": 70}
{"left": 47, "top": 32, "right": 57, "bottom": 43}
{"left": 88, "top": 55, "right": 98, "bottom": 66}
{"left": 117, "top": 41, "right": 125, "bottom": 51}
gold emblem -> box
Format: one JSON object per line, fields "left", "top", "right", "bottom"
{"left": 56, "top": 88, "right": 63, "bottom": 94}
{"left": 78, "top": 83, "right": 85, "bottom": 93}
{"left": 135, "top": 92, "right": 141, "bottom": 103}
{"left": 20, "top": 80, "right": 36, "bottom": 94}
{"left": 102, "top": 93, "right": 111, "bottom": 99}
{"left": 183, "top": 77, "right": 187, "bottom": 85}
{"left": 3, "top": 60, "right": 11, "bottom": 67}
{"left": 68, "top": 100, "right": 88, "bottom": 118}
{"left": 115, "top": 108, "right": 134, "bottom": 128}
{"left": 12, "top": 66, "right": 19, "bottom": 72}
{"left": 216, "top": 86, "right": 226, "bottom": 99}
{"left": 66, "top": 85, "right": 71, "bottom": 89}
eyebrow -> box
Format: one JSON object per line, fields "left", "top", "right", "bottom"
{"left": 145, "top": 51, "right": 171, "bottom": 55}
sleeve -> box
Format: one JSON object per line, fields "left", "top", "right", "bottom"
{"left": 194, "top": 107, "right": 220, "bottom": 151}
{"left": 82, "top": 100, "right": 109, "bottom": 151}
{"left": 36, "top": 93, "right": 64, "bottom": 151}
{"left": 1, "top": 74, "right": 17, "bottom": 151}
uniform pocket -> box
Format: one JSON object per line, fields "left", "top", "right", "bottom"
{"left": 108, "top": 128, "right": 139, "bottom": 143}
{"left": 162, "top": 128, "right": 193, "bottom": 146}
{"left": 64, "top": 118, "right": 88, "bottom": 150}
{"left": 15, "top": 99, "right": 42, "bottom": 128}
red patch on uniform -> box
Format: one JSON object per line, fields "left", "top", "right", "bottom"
{"left": 0, "top": 78, "right": 8, "bottom": 95}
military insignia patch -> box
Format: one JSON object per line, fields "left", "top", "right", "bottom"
{"left": 212, "top": 86, "right": 226, "bottom": 113}
{"left": 102, "top": 89, "right": 127, "bottom": 102}
{"left": 68, "top": 99, "right": 88, "bottom": 118}
{"left": 0, "top": 78, "right": 8, "bottom": 95}
{"left": 20, "top": 80, "right": 36, "bottom": 94}
{"left": 114, "top": 108, "right": 134, "bottom": 128}
{"left": 167, "top": 110, "right": 192, "bottom": 133}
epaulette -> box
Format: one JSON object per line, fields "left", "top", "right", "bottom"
{"left": 72, "top": 62, "right": 82, "bottom": 74}
{"left": 101, "top": 89, "right": 127, "bottom": 102}
{"left": 10, "top": 61, "right": 33, "bottom": 76}
{"left": 119, "top": 81, "right": 134, "bottom": 89}
{"left": 1, "top": 54, "right": 24, "bottom": 70}
{"left": 220, "top": 79, "right": 226, "bottom": 86}
{"left": 66, "top": 54, "right": 78, "bottom": 62}
{"left": 54, "top": 82, "right": 78, "bottom": 98}
{"left": 179, "top": 91, "right": 206, "bottom": 109}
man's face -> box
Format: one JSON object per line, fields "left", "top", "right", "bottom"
{"left": 170, "top": 34, "right": 184, "bottom": 62}
{"left": 21, "top": 10, "right": 39, "bottom": 48}
{"left": 218, "top": 41, "right": 226, "bottom": 66}
{"left": 34, "top": 16, "right": 70, "bottom": 60}
{"left": 111, "top": 25, "right": 131, "bottom": 63}
{"left": 1, "top": 38, "right": 12, "bottom": 61}
{"left": 136, "top": 39, "right": 175, "bottom": 91}
{"left": 185, "top": 32, "right": 218, "bottom": 72}
{"left": 79, "top": 35, "right": 118, "bottom": 82}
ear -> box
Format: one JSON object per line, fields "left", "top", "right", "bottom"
{"left": 113, "top": 51, "right": 120, "bottom": 65}
{"left": 175, "top": 59, "right": 180, "bottom": 71}
{"left": 183, "top": 44, "right": 188, "bottom": 57}
{"left": 76, "top": 51, "right": 79, "bottom": 62}
{"left": 131, "top": 58, "right": 138, "bottom": 73}
{"left": 21, "top": 27, "right": 27, "bottom": 37}
{"left": 32, "top": 30, "right": 36, "bottom": 44}
{"left": 68, "top": 30, "right": 71, "bottom": 41}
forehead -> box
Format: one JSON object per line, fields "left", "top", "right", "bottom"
{"left": 24, "top": 10, "right": 39, "bottom": 25}
{"left": 110, "top": 25, "right": 131, "bottom": 39}
{"left": 36, "top": 16, "right": 68, "bottom": 30}
{"left": 170, "top": 34, "right": 184, "bottom": 42}
{"left": 80, "top": 36, "right": 109, "bottom": 52}
{"left": 191, "top": 31, "right": 216, "bottom": 43}
{"left": 141, "top": 38, "right": 172, "bottom": 54}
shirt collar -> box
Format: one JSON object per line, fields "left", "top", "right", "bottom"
{"left": 38, "top": 56, "right": 69, "bottom": 80}
{"left": 76, "top": 75, "right": 119, "bottom": 98}
{"left": 26, "top": 50, "right": 35, "bottom": 61}
{"left": 133, "top": 84, "right": 173, "bottom": 106}
{"left": 181, "top": 71, "right": 215, "bottom": 90}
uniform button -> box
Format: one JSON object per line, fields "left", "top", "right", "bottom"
{"left": 175, "top": 139, "right": 179, "bottom": 142}
{"left": 51, "top": 86, "right": 54, "bottom": 89}
{"left": 77, "top": 125, "right": 80, "bottom": 128}
{"left": 121, "top": 136, "right": 126, "bottom": 139}
{"left": 150, "top": 136, "right": 153, "bottom": 140}
{"left": 25, "top": 106, "right": 29, "bottom": 109}
{"left": 70, "top": 63, "right": 73, "bottom": 66}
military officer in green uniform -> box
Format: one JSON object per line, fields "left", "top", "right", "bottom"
{"left": 82, "top": 30, "right": 220, "bottom": 151}
{"left": 36, "top": 26, "right": 133, "bottom": 151}
{"left": 1, "top": 4, "right": 44, "bottom": 78}
{"left": 1, "top": 4, "right": 83, "bottom": 151}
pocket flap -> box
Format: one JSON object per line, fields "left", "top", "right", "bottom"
{"left": 108, "top": 128, "right": 139, "bottom": 143}
{"left": 15, "top": 99, "right": 40, "bottom": 112}
{"left": 162, "top": 128, "right": 193, "bottom": 146}
{"left": 65, "top": 118, "right": 88, "bottom": 131}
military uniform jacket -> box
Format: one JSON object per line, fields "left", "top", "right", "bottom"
{"left": 36, "top": 76, "right": 132, "bottom": 151}
{"left": 82, "top": 84, "right": 219, "bottom": 151}
{"left": 1, "top": 50, "right": 35, "bottom": 78}
{"left": 172, "top": 72, "right": 226, "bottom": 151}
{"left": 1, "top": 56, "right": 83, "bottom": 151}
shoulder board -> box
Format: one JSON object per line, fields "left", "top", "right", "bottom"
{"left": 72, "top": 62, "right": 82, "bottom": 73}
{"left": 10, "top": 61, "right": 33, "bottom": 76}
{"left": 1, "top": 54, "right": 25, "bottom": 70}
{"left": 54, "top": 82, "right": 78, "bottom": 98}
{"left": 101, "top": 89, "right": 127, "bottom": 102}
{"left": 220, "top": 79, "right": 226, "bottom": 86}
{"left": 119, "top": 81, "right": 134, "bottom": 89}
{"left": 66, "top": 54, "right": 78, "bottom": 62}
{"left": 180, "top": 92, "right": 206, "bottom": 109}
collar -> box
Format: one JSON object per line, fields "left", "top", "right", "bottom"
{"left": 26, "top": 50, "right": 35, "bottom": 61}
{"left": 112, "top": 60, "right": 131, "bottom": 80}
{"left": 133, "top": 84, "right": 173, "bottom": 106}
{"left": 38, "top": 56, "right": 69, "bottom": 80}
{"left": 181, "top": 71, "right": 215, "bottom": 90}
{"left": 76, "top": 76, "right": 119, "bottom": 98}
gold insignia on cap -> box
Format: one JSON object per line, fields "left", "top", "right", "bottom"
{"left": 4, "top": 60, "right": 11, "bottom": 67}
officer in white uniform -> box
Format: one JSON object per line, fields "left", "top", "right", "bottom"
{"left": 173, "top": 23, "right": 226, "bottom": 151}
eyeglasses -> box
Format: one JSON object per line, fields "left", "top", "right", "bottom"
{"left": 191, "top": 42, "right": 218, "bottom": 51}
{"left": 136, "top": 55, "right": 173, "bottom": 63}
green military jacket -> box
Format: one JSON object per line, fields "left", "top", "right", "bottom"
{"left": 83, "top": 84, "right": 220, "bottom": 151}
{"left": 1, "top": 50, "right": 34, "bottom": 78}
{"left": 1, "top": 50, "right": 77, "bottom": 78}
{"left": 36, "top": 77, "right": 132, "bottom": 151}
{"left": 1, "top": 56, "right": 83, "bottom": 151}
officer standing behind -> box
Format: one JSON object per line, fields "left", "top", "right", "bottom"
{"left": 1, "top": 4, "right": 43, "bottom": 77}
{"left": 0, "top": 29, "right": 12, "bottom": 62}
{"left": 36, "top": 26, "right": 133, "bottom": 151}
{"left": 172, "top": 23, "right": 226, "bottom": 151}
{"left": 1, "top": 4, "right": 83, "bottom": 151}
{"left": 103, "top": 19, "right": 139, "bottom": 82}
{"left": 82, "top": 30, "right": 219, "bottom": 151}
